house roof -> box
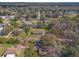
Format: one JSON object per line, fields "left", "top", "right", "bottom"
{"left": 0, "top": 16, "right": 15, "bottom": 19}
{"left": 5, "top": 47, "right": 20, "bottom": 55}
{"left": 31, "top": 28, "right": 45, "bottom": 33}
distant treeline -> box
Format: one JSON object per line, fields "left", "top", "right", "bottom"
{"left": 0, "top": 2, "right": 79, "bottom": 7}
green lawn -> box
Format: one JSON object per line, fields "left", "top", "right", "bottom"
{"left": 0, "top": 44, "right": 14, "bottom": 57}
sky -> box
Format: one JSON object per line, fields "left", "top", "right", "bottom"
{"left": 0, "top": 0, "right": 79, "bottom": 2}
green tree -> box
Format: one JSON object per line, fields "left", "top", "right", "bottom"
{"left": 0, "top": 18, "right": 3, "bottom": 23}
{"left": 0, "top": 37, "right": 7, "bottom": 43}
{"left": 24, "top": 45, "right": 38, "bottom": 57}
{"left": 10, "top": 18, "right": 21, "bottom": 28}
{"left": 7, "top": 37, "right": 16, "bottom": 44}
{"left": 2, "top": 26, "right": 13, "bottom": 35}
{"left": 25, "top": 27, "right": 30, "bottom": 34}
{"left": 60, "top": 46, "right": 78, "bottom": 57}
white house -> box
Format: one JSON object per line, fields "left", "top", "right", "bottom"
{"left": 0, "top": 16, "right": 15, "bottom": 20}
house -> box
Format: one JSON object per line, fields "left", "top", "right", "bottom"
{"left": 22, "top": 21, "right": 33, "bottom": 28}
{"left": 25, "top": 21, "right": 33, "bottom": 26}
{"left": 0, "top": 16, "right": 15, "bottom": 20}
{"left": 14, "top": 44, "right": 27, "bottom": 49}
{"left": 31, "top": 28, "right": 45, "bottom": 35}
{"left": 19, "top": 15, "right": 26, "bottom": 20}
{"left": 4, "top": 47, "right": 20, "bottom": 57}
{"left": 4, "top": 44, "right": 27, "bottom": 57}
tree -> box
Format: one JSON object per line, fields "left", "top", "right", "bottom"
{"left": 60, "top": 46, "right": 78, "bottom": 57}
{"left": 0, "top": 18, "right": 3, "bottom": 23}
{"left": 2, "top": 26, "right": 13, "bottom": 35}
{"left": 0, "top": 37, "right": 7, "bottom": 43}
{"left": 25, "top": 27, "right": 30, "bottom": 34}
{"left": 7, "top": 37, "right": 16, "bottom": 44}
{"left": 10, "top": 18, "right": 21, "bottom": 28}
{"left": 24, "top": 45, "right": 38, "bottom": 57}
{"left": 38, "top": 15, "right": 79, "bottom": 57}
